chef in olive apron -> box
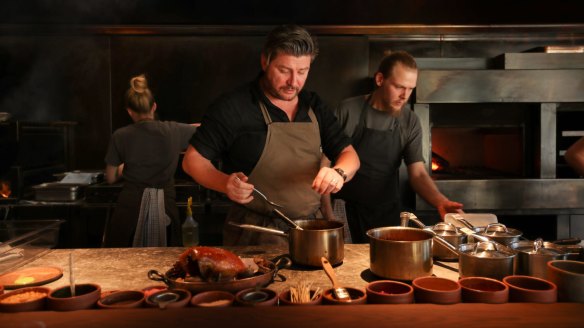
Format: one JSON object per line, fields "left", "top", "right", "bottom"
{"left": 333, "top": 51, "right": 463, "bottom": 243}
{"left": 182, "top": 25, "right": 359, "bottom": 246}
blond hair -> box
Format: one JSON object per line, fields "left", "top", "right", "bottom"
{"left": 125, "top": 74, "right": 154, "bottom": 114}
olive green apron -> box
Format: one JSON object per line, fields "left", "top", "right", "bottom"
{"left": 223, "top": 101, "right": 322, "bottom": 246}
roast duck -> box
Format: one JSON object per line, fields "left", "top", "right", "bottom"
{"left": 168, "top": 246, "right": 269, "bottom": 282}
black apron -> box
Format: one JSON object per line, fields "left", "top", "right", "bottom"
{"left": 336, "top": 97, "right": 403, "bottom": 243}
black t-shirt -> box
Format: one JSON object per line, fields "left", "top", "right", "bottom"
{"left": 190, "top": 78, "right": 351, "bottom": 175}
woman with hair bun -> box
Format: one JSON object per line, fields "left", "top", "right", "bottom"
{"left": 103, "top": 74, "right": 198, "bottom": 247}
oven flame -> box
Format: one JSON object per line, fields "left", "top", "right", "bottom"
{"left": 431, "top": 152, "right": 449, "bottom": 172}
{"left": 431, "top": 160, "right": 440, "bottom": 171}
{"left": 0, "top": 181, "right": 12, "bottom": 198}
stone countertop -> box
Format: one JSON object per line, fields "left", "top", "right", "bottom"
{"left": 15, "top": 244, "right": 459, "bottom": 293}
{"left": 2, "top": 245, "right": 583, "bottom": 328}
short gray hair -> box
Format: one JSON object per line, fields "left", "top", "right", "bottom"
{"left": 262, "top": 25, "right": 319, "bottom": 65}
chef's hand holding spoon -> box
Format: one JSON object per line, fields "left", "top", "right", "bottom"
{"left": 226, "top": 173, "right": 254, "bottom": 204}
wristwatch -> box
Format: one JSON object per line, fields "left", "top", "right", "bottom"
{"left": 334, "top": 168, "right": 347, "bottom": 182}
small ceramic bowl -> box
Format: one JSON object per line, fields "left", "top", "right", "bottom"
{"left": 0, "top": 286, "right": 51, "bottom": 312}
{"left": 412, "top": 276, "right": 461, "bottom": 304}
{"left": 98, "top": 290, "right": 145, "bottom": 309}
{"left": 191, "top": 291, "right": 234, "bottom": 307}
{"left": 145, "top": 289, "right": 191, "bottom": 309}
{"left": 47, "top": 283, "right": 101, "bottom": 311}
{"left": 278, "top": 288, "right": 323, "bottom": 306}
{"left": 235, "top": 288, "right": 278, "bottom": 307}
{"left": 322, "top": 287, "right": 367, "bottom": 305}
{"left": 547, "top": 260, "right": 584, "bottom": 302}
{"left": 459, "top": 277, "right": 509, "bottom": 304}
{"left": 0, "top": 284, "right": 4, "bottom": 295}
{"left": 503, "top": 275, "right": 557, "bottom": 303}
{"left": 142, "top": 285, "right": 167, "bottom": 299}
{"left": 366, "top": 280, "right": 414, "bottom": 304}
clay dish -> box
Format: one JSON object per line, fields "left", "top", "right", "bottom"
{"left": 547, "top": 260, "right": 584, "bottom": 302}
{"left": 141, "top": 285, "right": 167, "bottom": 299}
{"left": 235, "top": 288, "right": 278, "bottom": 307}
{"left": 412, "top": 276, "right": 461, "bottom": 304}
{"left": 322, "top": 287, "right": 366, "bottom": 305}
{"left": 145, "top": 288, "right": 191, "bottom": 309}
{"left": 366, "top": 280, "right": 414, "bottom": 304}
{"left": 0, "top": 286, "right": 51, "bottom": 312}
{"left": 0, "top": 284, "right": 4, "bottom": 295}
{"left": 191, "top": 291, "right": 234, "bottom": 307}
{"left": 503, "top": 275, "right": 557, "bottom": 303}
{"left": 459, "top": 277, "right": 508, "bottom": 304}
{"left": 47, "top": 283, "right": 101, "bottom": 311}
{"left": 278, "top": 288, "right": 322, "bottom": 306}
{"left": 98, "top": 290, "right": 145, "bottom": 309}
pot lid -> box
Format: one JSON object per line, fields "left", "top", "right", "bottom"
{"left": 511, "top": 238, "right": 565, "bottom": 256}
{"left": 461, "top": 241, "right": 516, "bottom": 258}
{"left": 476, "top": 223, "right": 522, "bottom": 238}
{"left": 432, "top": 222, "right": 462, "bottom": 237}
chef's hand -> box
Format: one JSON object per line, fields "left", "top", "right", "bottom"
{"left": 226, "top": 173, "right": 254, "bottom": 204}
{"left": 438, "top": 200, "right": 464, "bottom": 220}
{"left": 312, "top": 167, "right": 344, "bottom": 195}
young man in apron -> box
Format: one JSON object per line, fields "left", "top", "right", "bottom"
{"left": 182, "top": 25, "right": 360, "bottom": 246}
{"left": 333, "top": 51, "right": 464, "bottom": 243}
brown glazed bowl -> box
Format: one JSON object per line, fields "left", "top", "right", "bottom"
{"left": 235, "top": 288, "right": 278, "bottom": 307}
{"left": 366, "top": 280, "right": 414, "bottom": 304}
{"left": 322, "top": 287, "right": 367, "bottom": 305}
{"left": 191, "top": 291, "right": 234, "bottom": 307}
{"left": 547, "top": 260, "right": 584, "bottom": 302}
{"left": 278, "top": 288, "right": 322, "bottom": 306}
{"left": 503, "top": 275, "right": 557, "bottom": 303}
{"left": 98, "top": 290, "right": 145, "bottom": 309}
{"left": 141, "top": 285, "right": 167, "bottom": 299}
{"left": 145, "top": 288, "right": 191, "bottom": 308}
{"left": 0, "top": 286, "right": 51, "bottom": 312}
{"left": 47, "top": 283, "right": 101, "bottom": 311}
{"left": 412, "top": 276, "right": 461, "bottom": 304}
{"left": 459, "top": 277, "right": 509, "bottom": 304}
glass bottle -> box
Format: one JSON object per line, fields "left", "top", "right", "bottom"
{"left": 182, "top": 196, "right": 199, "bottom": 247}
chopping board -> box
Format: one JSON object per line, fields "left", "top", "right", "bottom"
{"left": 0, "top": 266, "right": 63, "bottom": 289}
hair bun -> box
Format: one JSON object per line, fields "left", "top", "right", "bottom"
{"left": 130, "top": 74, "right": 148, "bottom": 94}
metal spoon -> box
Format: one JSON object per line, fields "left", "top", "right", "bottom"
{"left": 235, "top": 176, "right": 283, "bottom": 208}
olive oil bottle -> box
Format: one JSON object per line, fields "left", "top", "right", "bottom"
{"left": 182, "top": 196, "right": 199, "bottom": 246}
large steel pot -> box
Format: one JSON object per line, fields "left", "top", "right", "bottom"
{"left": 510, "top": 238, "right": 567, "bottom": 279}
{"left": 367, "top": 226, "right": 435, "bottom": 281}
{"left": 231, "top": 220, "right": 344, "bottom": 267}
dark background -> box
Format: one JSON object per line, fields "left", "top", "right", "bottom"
{"left": 1, "top": 0, "right": 583, "bottom": 171}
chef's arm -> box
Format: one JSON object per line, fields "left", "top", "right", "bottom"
{"left": 105, "top": 164, "right": 123, "bottom": 184}
{"left": 332, "top": 145, "right": 359, "bottom": 182}
{"left": 407, "top": 162, "right": 463, "bottom": 219}
{"left": 182, "top": 145, "right": 253, "bottom": 204}
{"left": 565, "top": 136, "right": 584, "bottom": 176}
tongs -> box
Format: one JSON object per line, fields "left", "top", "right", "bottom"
{"left": 236, "top": 177, "right": 303, "bottom": 230}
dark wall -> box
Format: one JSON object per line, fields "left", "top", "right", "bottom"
{"left": 1, "top": 0, "right": 584, "bottom": 171}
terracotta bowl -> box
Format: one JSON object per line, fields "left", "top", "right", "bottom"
{"left": 459, "top": 277, "right": 509, "bottom": 304}
{"left": 366, "top": 280, "right": 414, "bottom": 304}
{"left": 145, "top": 288, "right": 191, "bottom": 308}
{"left": 322, "top": 287, "right": 367, "bottom": 305}
{"left": 98, "top": 290, "right": 145, "bottom": 309}
{"left": 547, "top": 260, "right": 584, "bottom": 302}
{"left": 412, "top": 276, "right": 461, "bottom": 304}
{"left": 278, "top": 288, "right": 323, "bottom": 306}
{"left": 235, "top": 288, "right": 278, "bottom": 307}
{"left": 0, "top": 286, "right": 51, "bottom": 312}
{"left": 0, "top": 284, "right": 4, "bottom": 295}
{"left": 47, "top": 283, "right": 101, "bottom": 311}
{"left": 191, "top": 291, "right": 234, "bottom": 307}
{"left": 503, "top": 275, "right": 557, "bottom": 303}
{"left": 141, "top": 285, "right": 167, "bottom": 299}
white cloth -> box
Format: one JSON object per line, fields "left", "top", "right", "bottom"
{"left": 132, "top": 188, "right": 171, "bottom": 247}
